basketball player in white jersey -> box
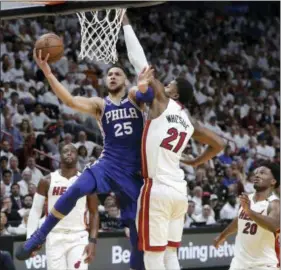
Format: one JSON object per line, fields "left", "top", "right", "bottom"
{"left": 135, "top": 67, "right": 225, "bottom": 270}
{"left": 214, "top": 162, "right": 280, "bottom": 270}
{"left": 27, "top": 144, "right": 99, "bottom": 270}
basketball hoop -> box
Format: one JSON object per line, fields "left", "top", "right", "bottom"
{"left": 77, "top": 8, "right": 127, "bottom": 64}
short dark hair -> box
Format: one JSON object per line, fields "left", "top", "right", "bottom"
{"left": 10, "top": 91, "right": 19, "bottom": 98}
{"left": 2, "top": 169, "right": 12, "bottom": 176}
{"left": 107, "top": 65, "right": 127, "bottom": 75}
{"left": 11, "top": 183, "right": 19, "bottom": 189}
{"left": 256, "top": 161, "right": 280, "bottom": 188}
{"left": 23, "top": 194, "right": 32, "bottom": 200}
{"left": 175, "top": 77, "right": 194, "bottom": 106}
{"left": 0, "top": 156, "right": 8, "bottom": 163}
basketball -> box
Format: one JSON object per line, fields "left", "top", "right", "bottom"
{"left": 35, "top": 33, "right": 64, "bottom": 63}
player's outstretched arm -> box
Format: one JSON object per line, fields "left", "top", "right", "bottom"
{"left": 240, "top": 194, "right": 280, "bottom": 233}
{"left": 26, "top": 177, "right": 50, "bottom": 239}
{"left": 83, "top": 194, "right": 99, "bottom": 264}
{"left": 214, "top": 217, "right": 238, "bottom": 249}
{"left": 33, "top": 49, "right": 104, "bottom": 119}
{"left": 122, "top": 13, "right": 148, "bottom": 75}
{"left": 181, "top": 116, "right": 225, "bottom": 167}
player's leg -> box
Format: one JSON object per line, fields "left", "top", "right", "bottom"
{"left": 65, "top": 231, "right": 89, "bottom": 270}
{"left": 137, "top": 181, "right": 171, "bottom": 270}
{"left": 115, "top": 171, "right": 144, "bottom": 270}
{"left": 144, "top": 251, "right": 165, "bottom": 270}
{"left": 165, "top": 192, "right": 188, "bottom": 270}
{"left": 128, "top": 220, "right": 144, "bottom": 270}
{"left": 46, "top": 233, "right": 67, "bottom": 270}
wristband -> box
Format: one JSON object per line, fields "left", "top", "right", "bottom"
{"left": 89, "top": 237, "right": 97, "bottom": 244}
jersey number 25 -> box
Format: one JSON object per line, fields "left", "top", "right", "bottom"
{"left": 160, "top": 128, "right": 187, "bottom": 154}
{"left": 114, "top": 122, "right": 133, "bottom": 137}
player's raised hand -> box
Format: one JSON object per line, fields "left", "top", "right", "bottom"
{"left": 83, "top": 242, "right": 96, "bottom": 264}
{"left": 239, "top": 193, "right": 251, "bottom": 214}
{"left": 214, "top": 234, "right": 226, "bottom": 249}
{"left": 33, "top": 49, "right": 51, "bottom": 77}
{"left": 138, "top": 66, "right": 155, "bottom": 93}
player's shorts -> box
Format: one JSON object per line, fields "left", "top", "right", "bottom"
{"left": 136, "top": 178, "right": 188, "bottom": 252}
{"left": 229, "top": 266, "right": 280, "bottom": 270}
{"left": 230, "top": 258, "right": 280, "bottom": 270}
{"left": 84, "top": 158, "right": 143, "bottom": 223}
{"left": 46, "top": 230, "right": 89, "bottom": 270}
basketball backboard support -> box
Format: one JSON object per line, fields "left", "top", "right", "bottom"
{"left": 0, "top": 1, "right": 165, "bottom": 20}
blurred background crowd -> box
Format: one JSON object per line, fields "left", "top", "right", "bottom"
{"left": 0, "top": 2, "right": 280, "bottom": 237}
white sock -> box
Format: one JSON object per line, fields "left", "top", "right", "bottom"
{"left": 164, "top": 247, "right": 180, "bottom": 270}
{"left": 144, "top": 251, "right": 165, "bottom": 270}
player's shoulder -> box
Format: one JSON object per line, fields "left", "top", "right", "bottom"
{"left": 268, "top": 193, "right": 280, "bottom": 202}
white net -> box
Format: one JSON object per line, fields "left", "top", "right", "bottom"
{"left": 77, "top": 8, "right": 126, "bottom": 64}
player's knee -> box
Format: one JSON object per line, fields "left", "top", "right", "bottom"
{"left": 144, "top": 251, "right": 165, "bottom": 270}
{"left": 164, "top": 246, "right": 177, "bottom": 260}
{"left": 164, "top": 247, "right": 180, "bottom": 270}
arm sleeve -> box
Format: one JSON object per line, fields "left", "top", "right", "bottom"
{"left": 123, "top": 25, "right": 148, "bottom": 75}
{"left": 26, "top": 193, "right": 46, "bottom": 238}
{"left": 135, "top": 87, "right": 154, "bottom": 103}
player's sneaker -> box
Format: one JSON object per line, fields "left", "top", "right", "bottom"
{"left": 15, "top": 230, "right": 46, "bottom": 260}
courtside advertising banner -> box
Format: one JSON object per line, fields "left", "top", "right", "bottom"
{"left": 13, "top": 233, "right": 235, "bottom": 270}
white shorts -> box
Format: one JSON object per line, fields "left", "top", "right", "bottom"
{"left": 136, "top": 179, "right": 188, "bottom": 252}
{"left": 229, "top": 267, "right": 279, "bottom": 270}
{"left": 46, "top": 230, "right": 89, "bottom": 270}
{"left": 230, "top": 259, "right": 279, "bottom": 270}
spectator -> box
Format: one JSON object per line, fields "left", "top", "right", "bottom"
{"left": 45, "top": 134, "right": 60, "bottom": 155}
{"left": 0, "top": 212, "right": 10, "bottom": 236}
{"left": 60, "top": 133, "right": 73, "bottom": 149}
{"left": 0, "top": 156, "right": 9, "bottom": 177}
{"left": 243, "top": 172, "right": 255, "bottom": 194}
{"left": 183, "top": 200, "right": 198, "bottom": 228}
{"left": 28, "top": 183, "right": 36, "bottom": 198}
{"left": 7, "top": 209, "right": 29, "bottom": 236}
{"left": 29, "top": 103, "right": 51, "bottom": 131}
{"left": 222, "top": 167, "right": 238, "bottom": 188}
{"left": 0, "top": 183, "right": 5, "bottom": 199}
{"left": 256, "top": 138, "right": 275, "bottom": 160}
{"left": 218, "top": 145, "right": 233, "bottom": 166}
{"left": 12, "top": 103, "right": 29, "bottom": 127}
{"left": 74, "top": 131, "right": 98, "bottom": 157}
{"left": 9, "top": 156, "right": 21, "bottom": 183}
{"left": 18, "top": 119, "right": 33, "bottom": 141}
{"left": 0, "top": 140, "right": 14, "bottom": 161}
{"left": 18, "top": 169, "right": 32, "bottom": 196}
{"left": 196, "top": 204, "right": 216, "bottom": 225}
{"left": 23, "top": 157, "right": 43, "bottom": 186}
{"left": 1, "top": 196, "right": 22, "bottom": 226}
{"left": 10, "top": 183, "right": 23, "bottom": 211}
{"left": 2, "top": 117, "right": 23, "bottom": 151}
{"left": 6, "top": 92, "right": 19, "bottom": 116}
{"left": 18, "top": 194, "right": 33, "bottom": 218}
{"left": 220, "top": 194, "right": 239, "bottom": 221}
{"left": 77, "top": 145, "right": 90, "bottom": 171}
{"left": 100, "top": 205, "right": 122, "bottom": 231}
{"left": 1, "top": 170, "right": 12, "bottom": 197}
{"left": 192, "top": 186, "right": 203, "bottom": 215}
{"left": 210, "top": 194, "right": 221, "bottom": 221}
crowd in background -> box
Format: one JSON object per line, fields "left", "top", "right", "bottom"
{"left": 0, "top": 3, "right": 280, "bottom": 237}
